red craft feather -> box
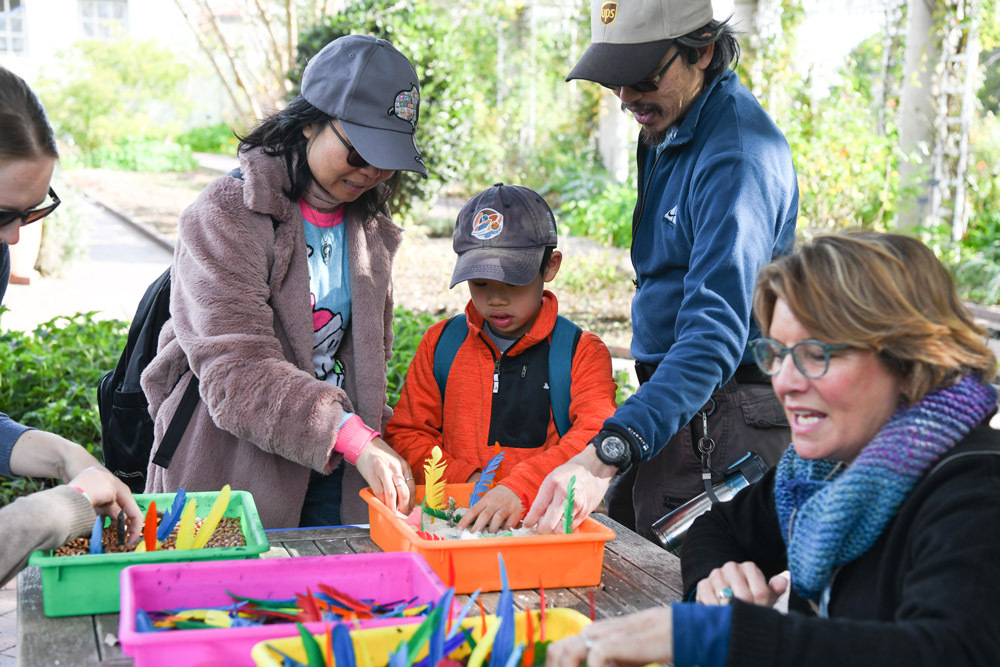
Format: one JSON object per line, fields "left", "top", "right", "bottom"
{"left": 539, "top": 584, "right": 546, "bottom": 642}
{"left": 477, "top": 597, "right": 487, "bottom": 637}
{"left": 143, "top": 502, "right": 157, "bottom": 552}
{"left": 589, "top": 590, "right": 596, "bottom": 622}
{"left": 317, "top": 582, "right": 374, "bottom": 616}
{"left": 296, "top": 589, "right": 321, "bottom": 623}
{"left": 523, "top": 607, "right": 535, "bottom": 667}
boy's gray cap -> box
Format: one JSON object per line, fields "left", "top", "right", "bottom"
{"left": 302, "top": 34, "right": 427, "bottom": 177}
{"left": 567, "top": 0, "right": 714, "bottom": 87}
{"left": 450, "top": 183, "right": 558, "bottom": 288}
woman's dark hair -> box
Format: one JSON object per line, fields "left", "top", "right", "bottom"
{"left": 237, "top": 96, "right": 399, "bottom": 219}
{"left": 675, "top": 17, "right": 741, "bottom": 84}
{"left": 0, "top": 66, "right": 58, "bottom": 161}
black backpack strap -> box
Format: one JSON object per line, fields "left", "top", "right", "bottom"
{"left": 151, "top": 375, "right": 200, "bottom": 469}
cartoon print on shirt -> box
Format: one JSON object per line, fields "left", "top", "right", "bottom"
{"left": 311, "top": 293, "right": 346, "bottom": 386}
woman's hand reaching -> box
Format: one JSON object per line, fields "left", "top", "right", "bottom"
{"left": 356, "top": 437, "right": 415, "bottom": 515}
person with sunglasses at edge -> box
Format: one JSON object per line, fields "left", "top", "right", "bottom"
{"left": 140, "top": 35, "right": 425, "bottom": 528}
{"left": 524, "top": 0, "right": 798, "bottom": 540}
{"left": 544, "top": 232, "right": 1000, "bottom": 667}
{"left": 0, "top": 66, "right": 144, "bottom": 585}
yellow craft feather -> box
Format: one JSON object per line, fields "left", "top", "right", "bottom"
{"left": 175, "top": 498, "right": 198, "bottom": 550}
{"left": 423, "top": 446, "right": 447, "bottom": 510}
{"left": 191, "top": 484, "right": 231, "bottom": 549}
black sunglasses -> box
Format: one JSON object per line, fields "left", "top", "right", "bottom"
{"left": 603, "top": 49, "right": 683, "bottom": 94}
{"left": 0, "top": 187, "right": 61, "bottom": 228}
{"left": 327, "top": 121, "right": 370, "bottom": 169}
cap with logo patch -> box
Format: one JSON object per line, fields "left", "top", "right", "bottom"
{"left": 302, "top": 34, "right": 427, "bottom": 177}
{"left": 450, "top": 183, "right": 558, "bottom": 288}
{"left": 567, "top": 0, "right": 714, "bottom": 87}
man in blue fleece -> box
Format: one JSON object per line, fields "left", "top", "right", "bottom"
{"left": 525, "top": 0, "right": 797, "bottom": 541}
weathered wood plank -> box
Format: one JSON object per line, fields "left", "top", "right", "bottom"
{"left": 17, "top": 566, "right": 102, "bottom": 665}
{"left": 95, "top": 612, "right": 127, "bottom": 662}
{"left": 594, "top": 515, "right": 684, "bottom": 597}
{"left": 275, "top": 539, "right": 325, "bottom": 557}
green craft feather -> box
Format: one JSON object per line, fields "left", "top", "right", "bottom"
{"left": 563, "top": 475, "right": 576, "bottom": 534}
{"left": 297, "top": 621, "right": 325, "bottom": 666}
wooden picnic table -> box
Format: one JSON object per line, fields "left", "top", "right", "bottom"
{"left": 16, "top": 513, "right": 683, "bottom": 666}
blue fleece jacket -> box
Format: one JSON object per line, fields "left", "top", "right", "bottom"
{"left": 606, "top": 69, "right": 798, "bottom": 461}
{"left": 0, "top": 244, "right": 34, "bottom": 476}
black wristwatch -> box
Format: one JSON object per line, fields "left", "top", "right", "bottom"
{"left": 592, "top": 431, "right": 633, "bottom": 473}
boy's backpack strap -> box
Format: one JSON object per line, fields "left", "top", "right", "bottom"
{"left": 433, "top": 315, "right": 469, "bottom": 399}
{"left": 549, "top": 315, "right": 582, "bottom": 437}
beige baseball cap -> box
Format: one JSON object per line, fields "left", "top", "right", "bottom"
{"left": 566, "top": 0, "right": 714, "bottom": 87}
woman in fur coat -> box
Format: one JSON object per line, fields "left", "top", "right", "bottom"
{"left": 141, "top": 35, "right": 428, "bottom": 528}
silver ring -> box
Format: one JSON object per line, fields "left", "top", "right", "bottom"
{"left": 580, "top": 626, "right": 594, "bottom": 650}
{"left": 717, "top": 586, "right": 734, "bottom": 601}
{"left": 404, "top": 476, "right": 414, "bottom": 481}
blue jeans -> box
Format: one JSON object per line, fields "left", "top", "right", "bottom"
{"left": 299, "top": 462, "right": 344, "bottom": 527}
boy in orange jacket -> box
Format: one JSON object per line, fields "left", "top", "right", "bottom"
{"left": 385, "top": 183, "right": 617, "bottom": 533}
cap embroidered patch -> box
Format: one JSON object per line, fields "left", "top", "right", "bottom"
{"left": 471, "top": 208, "right": 504, "bottom": 240}
{"left": 600, "top": 2, "right": 617, "bottom": 25}
{"left": 390, "top": 87, "right": 420, "bottom": 127}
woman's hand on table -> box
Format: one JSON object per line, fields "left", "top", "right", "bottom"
{"left": 356, "top": 437, "right": 415, "bottom": 515}
{"left": 456, "top": 484, "right": 522, "bottom": 533}
{"left": 546, "top": 606, "right": 674, "bottom": 667}
{"left": 696, "top": 560, "right": 788, "bottom": 607}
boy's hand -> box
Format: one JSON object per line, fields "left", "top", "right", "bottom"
{"left": 456, "top": 485, "right": 522, "bottom": 533}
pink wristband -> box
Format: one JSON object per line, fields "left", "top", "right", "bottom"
{"left": 334, "top": 415, "right": 381, "bottom": 464}
{"left": 70, "top": 485, "right": 92, "bottom": 505}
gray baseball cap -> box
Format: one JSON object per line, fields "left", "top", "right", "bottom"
{"left": 302, "top": 35, "right": 427, "bottom": 177}
{"left": 450, "top": 184, "right": 558, "bottom": 288}
{"left": 567, "top": 0, "right": 714, "bottom": 87}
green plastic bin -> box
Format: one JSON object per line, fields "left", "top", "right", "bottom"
{"left": 26, "top": 490, "right": 269, "bottom": 617}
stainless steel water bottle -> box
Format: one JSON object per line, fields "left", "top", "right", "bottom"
{"left": 651, "top": 451, "right": 769, "bottom": 555}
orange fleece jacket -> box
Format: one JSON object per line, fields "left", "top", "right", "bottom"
{"left": 385, "top": 291, "right": 617, "bottom": 507}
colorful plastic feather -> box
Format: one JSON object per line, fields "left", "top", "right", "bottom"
{"left": 89, "top": 515, "right": 104, "bottom": 554}
{"left": 523, "top": 609, "right": 535, "bottom": 667}
{"left": 405, "top": 602, "right": 444, "bottom": 663}
{"left": 563, "top": 475, "right": 576, "bottom": 534}
{"left": 447, "top": 589, "right": 481, "bottom": 640}
{"left": 490, "top": 554, "right": 514, "bottom": 667}
{"left": 503, "top": 643, "right": 525, "bottom": 667}
{"left": 467, "top": 615, "right": 500, "bottom": 667}
{"left": 143, "top": 502, "right": 158, "bottom": 552}
{"left": 332, "top": 622, "right": 355, "bottom": 667}
{"left": 175, "top": 498, "right": 198, "bottom": 549}
{"left": 469, "top": 451, "right": 504, "bottom": 506}
{"left": 157, "top": 488, "right": 186, "bottom": 541}
{"left": 191, "top": 484, "right": 231, "bottom": 549}
{"left": 296, "top": 621, "right": 324, "bottom": 666}
{"left": 493, "top": 442, "right": 504, "bottom": 480}
{"left": 388, "top": 641, "right": 409, "bottom": 667}
{"left": 423, "top": 447, "right": 447, "bottom": 510}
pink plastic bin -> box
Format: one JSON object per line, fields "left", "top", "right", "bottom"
{"left": 119, "top": 552, "right": 450, "bottom": 667}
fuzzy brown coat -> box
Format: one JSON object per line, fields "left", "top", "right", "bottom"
{"left": 141, "top": 148, "right": 401, "bottom": 528}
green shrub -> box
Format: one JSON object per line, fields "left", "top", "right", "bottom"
{"left": 67, "top": 137, "right": 198, "bottom": 172}
{"left": 178, "top": 124, "right": 240, "bottom": 155}
{"left": 550, "top": 169, "right": 635, "bottom": 248}
{"left": 0, "top": 311, "right": 126, "bottom": 505}
{"left": 36, "top": 37, "right": 192, "bottom": 170}
{"left": 388, "top": 308, "right": 439, "bottom": 408}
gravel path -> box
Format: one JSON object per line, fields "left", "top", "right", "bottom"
{"left": 65, "top": 169, "right": 636, "bottom": 350}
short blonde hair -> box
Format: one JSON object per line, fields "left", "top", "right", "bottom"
{"left": 753, "top": 231, "right": 997, "bottom": 404}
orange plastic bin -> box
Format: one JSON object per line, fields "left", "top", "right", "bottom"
{"left": 361, "top": 483, "right": 615, "bottom": 594}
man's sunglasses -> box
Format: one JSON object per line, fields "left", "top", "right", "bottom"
{"left": 0, "top": 187, "right": 61, "bottom": 228}
{"left": 603, "top": 49, "right": 683, "bottom": 94}
{"left": 327, "top": 121, "right": 370, "bottom": 169}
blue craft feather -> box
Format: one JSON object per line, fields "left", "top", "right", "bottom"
{"left": 447, "top": 589, "right": 482, "bottom": 640}
{"left": 428, "top": 588, "right": 453, "bottom": 667}
{"left": 157, "top": 488, "right": 186, "bottom": 541}
{"left": 470, "top": 452, "right": 504, "bottom": 506}
{"left": 489, "top": 554, "right": 514, "bottom": 667}
{"left": 388, "top": 642, "right": 409, "bottom": 667}
{"left": 411, "top": 632, "right": 470, "bottom": 667}
{"left": 135, "top": 609, "right": 154, "bottom": 633}
{"left": 333, "top": 622, "right": 356, "bottom": 667}
{"left": 89, "top": 515, "right": 104, "bottom": 554}
{"left": 502, "top": 644, "right": 525, "bottom": 667}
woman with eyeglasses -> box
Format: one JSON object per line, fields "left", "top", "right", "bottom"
{"left": 545, "top": 232, "right": 1000, "bottom": 667}
{"left": 0, "top": 66, "right": 143, "bottom": 585}
{"left": 140, "top": 35, "right": 425, "bottom": 529}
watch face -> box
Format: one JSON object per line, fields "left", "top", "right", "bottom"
{"left": 601, "top": 435, "right": 627, "bottom": 460}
